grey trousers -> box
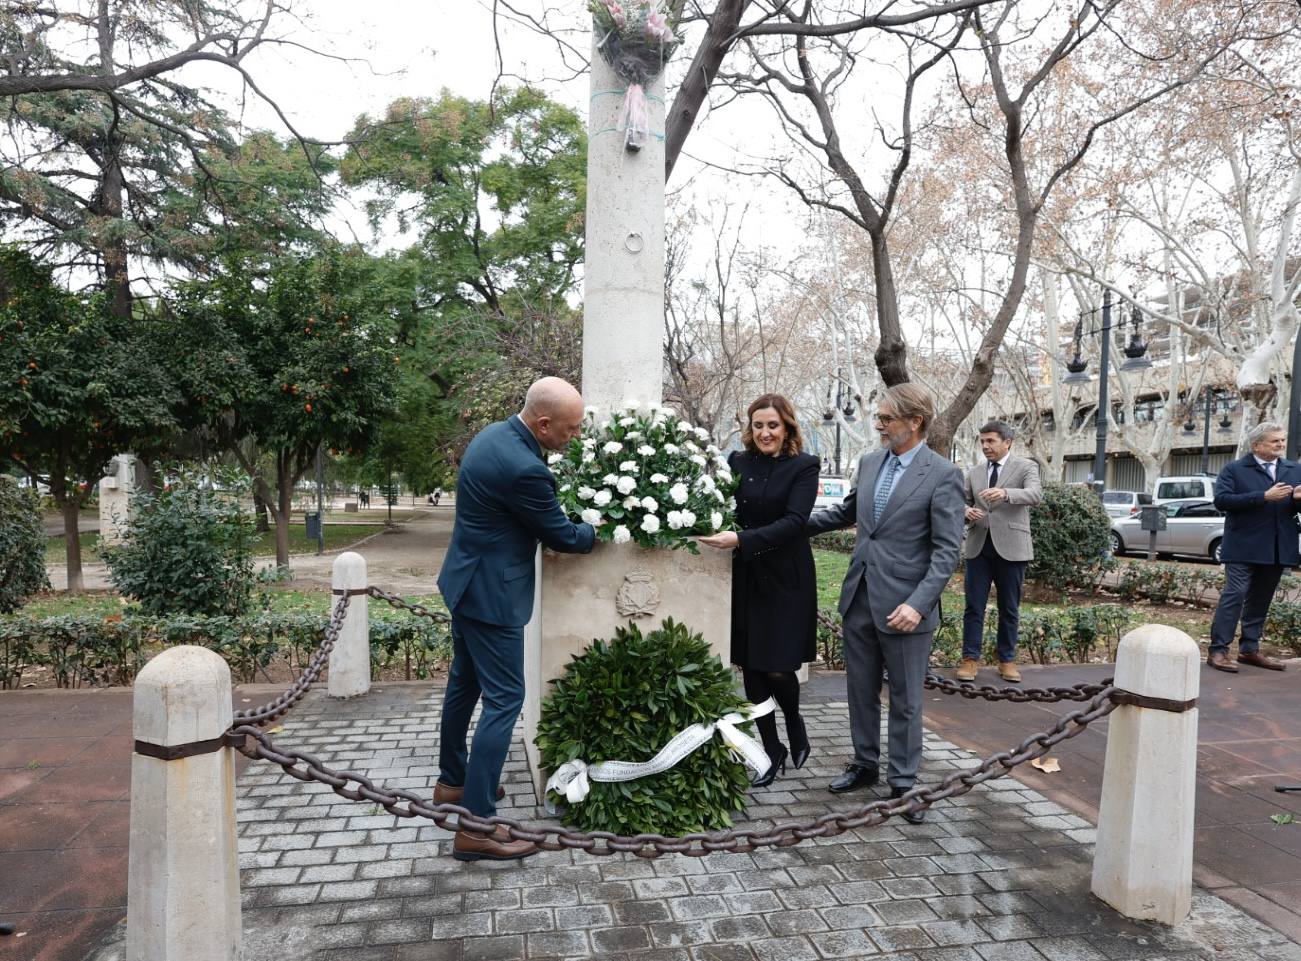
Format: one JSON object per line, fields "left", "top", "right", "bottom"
{"left": 842, "top": 582, "right": 931, "bottom": 789}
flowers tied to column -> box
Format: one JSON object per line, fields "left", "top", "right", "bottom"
{"left": 550, "top": 405, "right": 738, "bottom": 552}
{"left": 588, "top": 1, "right": 681, "bottom": 151}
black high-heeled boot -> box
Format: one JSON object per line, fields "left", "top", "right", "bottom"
{"left": 751, "top": 743, "right": 788, "bottom": 788}
{"left": 788, "top": 714, "right": 811, "bottom": 770}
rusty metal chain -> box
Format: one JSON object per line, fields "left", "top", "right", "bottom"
{"left": 231, "top": 685, "right": 1118, "bottom": 858}
{"left": 816, "top": 610, "right": 1111, "bottom": 705}
{"left": 232, "top": 592, "right": 351, "bottom": 727}
{"left": 367, "top": 586, "right": 450, "bottom": 623}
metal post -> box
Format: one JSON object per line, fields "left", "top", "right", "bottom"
{"left": 1289, "top": 328, "right": 1301, "bottom": 460}
{"left": 1200, "top": 390, "right": 1212, "bottom": 475}
{"left": 315, "top": 445, "right": 325, "bottom": 556}
{"left": 1093, "top": 289, "right": 1112, "bottom": 494}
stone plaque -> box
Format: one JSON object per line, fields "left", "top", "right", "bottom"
{"left": 615, "top": 569, "right": 660, "bottom": 618}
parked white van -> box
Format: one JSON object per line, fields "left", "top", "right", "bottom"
{"left": 1153, "top": 474, "right": 1217, "bottom": 504}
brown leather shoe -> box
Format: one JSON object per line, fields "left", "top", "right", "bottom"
{"left": 955, "top": 658, "right": 979, "bottom": 682}
{"left": 452, "top": 825, "right": 538, "bottom": 862}
{"left": 1238, "top": 652, "right": 1286, "bottom": 671}
{"left": 1207, "top": 651, "right": 1239, "bottom": 673}
{"left": 433, "top": 781, "right": 507, "bottom": 805}
{"left": 997, "top": 661, "right": 1022, "bottom": 683}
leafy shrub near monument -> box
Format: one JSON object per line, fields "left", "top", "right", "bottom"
{"left": 1026, "top": 483, "right": 1112, "bottom": 592}
{"left": 102, "top": 467, "right": 257, "bottom": 617}
{"left": 536, "top": 618, "right": 753, "bottom": 835}
{"left": 0, "top": 476, "right": 48, "bottom": 614}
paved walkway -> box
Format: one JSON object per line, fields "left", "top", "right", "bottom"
{"left": 5, "top": 671, "right": 1295, "bottom": 961}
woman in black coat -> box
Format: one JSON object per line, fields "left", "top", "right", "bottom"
{"left": 700, "top": 394, "right": 820, "bottom": 786}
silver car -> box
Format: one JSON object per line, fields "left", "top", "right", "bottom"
{"left": 1101, "top": 490, "right": 1153, "bottom": 519}
{"left": 1110, "top": 499, "right": 1223, "bottom": 564}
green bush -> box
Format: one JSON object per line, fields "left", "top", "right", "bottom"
{"left": 1027, "top": 484, "right": 1112, "bottom": 592}
{"left": 810, "top": 529, "right": 857, "bottom": 555}
{"left": 1267, "top": 601, "right": 1301, "bottom": 655}
{"left": 1112, "top": 559, "right": 1221, "bottom": 607}
{"left": 536, "top": 618, "right": 753, "bottom": 836}
{"left": 103, "top": 467, "right": 257, "bottom": 617}
{"left": 0, "top": 476, "right": 48, "bottom": 613}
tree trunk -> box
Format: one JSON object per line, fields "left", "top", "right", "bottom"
{"left": 275, "top": 459, "right": 293, "bottom": 568}
{"left": 871, "top": 232, "right": 910, "bottom": 387}
{"left": 61, "top": 495, "right": 84, "bottom": 593}
{"left": 253, "top": 488, "right": 271, "bottom": 533}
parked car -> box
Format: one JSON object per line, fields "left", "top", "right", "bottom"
{"left": 1110, "top": 498, "right": 1224, "bottom": 563}
{"left": 1153, "top": 474, "right": 1217, "bottom": 504}
{"left": 1100, "top": 490, "right": 1153, "bottom": 519}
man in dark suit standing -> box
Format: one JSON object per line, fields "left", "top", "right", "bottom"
{"left": 435, "top": 377, "right": 596, "bottom": 860}
{"left": 959, "top": 421, "right": 1042, "bottom": 683}
{"left": 1208, "top": 421, "right": 1301, "bottom": 673}
{"left": 806, "top": 384, "right": 965, "bottom": 822}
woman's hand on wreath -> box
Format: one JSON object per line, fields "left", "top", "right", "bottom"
{"left": 698, "top": 531, "right": 739, "bottom": 550}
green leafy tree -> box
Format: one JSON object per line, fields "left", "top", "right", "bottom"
{"left": 0, "top": 475, "right": 48, "bottom": 612}
{"left": 168, "top": 249, "right": 401, "bottom": 566}
{"left": 0, "top": 246, "right": 176, "bottom": 590}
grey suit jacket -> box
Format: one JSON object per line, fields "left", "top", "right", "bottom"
{"left": 963, "top": 454, "right": 1042, "bottom": 562}
{"left": 807, "top": 444, "right": 965, "bottom": 635}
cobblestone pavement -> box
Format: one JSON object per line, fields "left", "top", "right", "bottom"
{"left": 87, "top": 683, "right": 1299, "bottom": 961}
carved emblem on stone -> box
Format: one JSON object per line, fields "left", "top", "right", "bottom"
{"left": 616, "top": 569, "right": 660, "bottom": 619}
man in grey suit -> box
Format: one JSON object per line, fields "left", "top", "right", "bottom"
{"left": 807, "top": 384, "right": 965, "bottom": 822}
{"left": 959, "top": 421, "right": 1042, "bottom": 683}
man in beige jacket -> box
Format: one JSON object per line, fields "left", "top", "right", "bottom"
{"left": 959, "top": 421, "right": 1042, "bottom": 683}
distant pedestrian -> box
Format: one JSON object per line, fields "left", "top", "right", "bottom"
{"left": 1207, "top": 422, "right": 1300, "bottom": 673}
{"left": 958, "top": 421, "right": 1042, "bottom": 683}
{"left": 359, "top": 490, "right": 370, "bottom": 509}
{"left": 433, "top": 488, "right": 442, "bottom": 507}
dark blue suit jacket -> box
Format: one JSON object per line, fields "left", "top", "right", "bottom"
{"left": 1214, "top": 454, "right": 1301, "bottom": 566}
{"left": 437, "top": 416, "right": 595, "bottom": 626}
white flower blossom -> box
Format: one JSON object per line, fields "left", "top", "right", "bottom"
{"left": 669, "top": 483, "right": 690, "bottom": 505}
{"left": 664, "top": 443, "right": 679, "bottom": 455}
{"left": 649, "top": 473, "right": 668, "bottom": 484}
{"left": 577, "top": 486, "right": 596, "bottom": 500}
{"left": 714, "top": 490, "right": 726, "bottom": 503}
{"left": 680, "top": 509, "right": 697, "bottom": 528}
{"left": 560, "top": 484, "right": 572, "bottom": 492}
{"left": 603, "top": 440, "right": 623, "bottom": 454}
{"left": 711, "top": 511, "right": 723, "bottom": 531}
{"left": 695, "top": 474, "right": 716, "bottom": 492}
{"left": 641, "top": 513, "right": 661, "bottom": 534}
{"left": 694, "top": 427, "right": 711, "bottom": 442}
{"left": 637, "top": 445, "right": 656, "bottom": 456}
{"left": 593, "top": 490, "right": 613, "bottom": 507}
{"left": 666, "top": 510, "right": 685, "bottom": 530}
{"left": 619, "top": 417, "right": 637, "bottom": 427}
{"left": 706, "top": 445, "right": 720, "bottom": 456}
{"left": 602, "top": 473, "right": 619, "bottom": 486}
{"left": 584, "top": 405, "right": 599, "bottom": 417}
{"left": 714, "top": 455, "right": 729, "bottom": 471}
{"left": 716, "top": 469, "right": 733, "bottom": 484}
{"left": 616, "top": 476, "right": 637, "bottom": 495}
{"left": 641, "top": 496, "right": 659, "bottom": 513}
{"left": 677, "top": 420, "right": 694, "bottom": 434}
{"left": 623, "top": 495, "right": 641, "bottom": 509}
{"left": 582, "top": 437, "right": 596, "bottom": 448}
{"left": 683, "top": 440, "right": 700, "bottom": 453}
{"left": 624, "top": 399, "right": 640, "bottom": 411}
{"left": 582, "top": 451, "right": 596, "bottom": 463}
{"left": 619, "top": 460, "right": 638, "bottom": 473}
{"left": 690, "top": 454, "right": 707, "bottom": 467}
{"left": 580, "top": 507, "right": 602, "bottom": 526}
{"left": 547, "top": 452, "right": 563, "bottom": 464}
{"left": 613, "top": 524, "right": 631, "bottom": 544}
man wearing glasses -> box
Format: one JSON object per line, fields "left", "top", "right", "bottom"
{"left": 807, "top": 384, "right": 964, "bottom": 822}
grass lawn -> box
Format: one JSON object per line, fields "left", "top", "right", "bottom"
{"left": 813, "top": 547, "right": 966, "bottom": 615}
{"left": 250, "top": 523, "right": 388, "bottom": 557}
{"left": 43, "top": 533, "right": 102, "bottom": 564}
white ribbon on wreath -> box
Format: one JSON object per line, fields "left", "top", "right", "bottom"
{"left": 544, "top": 698, "right": 776, "bottom": 811}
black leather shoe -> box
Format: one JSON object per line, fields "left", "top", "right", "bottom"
{"left": 788, "top": 715, "right": 811, "bottom": 770}
{"left": 890, "top": 784, "right": 926, "bottom": 824}
{"left": 828, "top": 763, "right": 879, "bottom": 794}
{"left": 751, "top": 744, "right": 788, "bottom": 788}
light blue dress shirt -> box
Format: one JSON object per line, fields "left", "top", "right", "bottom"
{"left": 873, "top": 442, "right": 926, "bottom": 508}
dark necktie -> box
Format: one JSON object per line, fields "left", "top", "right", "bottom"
{"left": 989, "top": 462, "right": 1000, "bottom": 488}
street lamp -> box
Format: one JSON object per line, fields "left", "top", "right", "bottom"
{"left": 822, "top": 369, "right": 857, "bottom": 477}
{"left": 1181, "top": 389, "right": 1214, "bottom": 476}
{"left": 1061, "top": 289, "right": 1152, "bottom": 494}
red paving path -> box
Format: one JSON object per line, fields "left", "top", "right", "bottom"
{"left": 2, "top": 663, "right": 1300, "bottom": 960}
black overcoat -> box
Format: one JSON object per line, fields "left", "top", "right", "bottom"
{"left": 729, "top": 449, "right": 820, "bottom": 671}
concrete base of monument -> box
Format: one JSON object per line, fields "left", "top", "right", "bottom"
{"left": 522, "top": 540, "right": 733, "bottom": 802}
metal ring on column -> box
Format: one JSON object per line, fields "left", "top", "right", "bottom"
{"left": 624, "top": 232, "right": 644, "bottom": 253}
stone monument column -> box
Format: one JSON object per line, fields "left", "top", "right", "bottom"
{"left": 521, "top": 26, "right": 733, "bottom": 800}
{"left": 98, "top": 453, "right": 138, "bottom": 546}
{"left": 581, "top": 35, "right": 666, "bottom": 413}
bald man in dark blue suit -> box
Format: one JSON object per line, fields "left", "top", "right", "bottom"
{"left": 435, "top": 377, "right": 595, "bottom": 861}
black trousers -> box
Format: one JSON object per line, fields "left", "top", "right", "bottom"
{"left": 961, "top": 536, "right": 1027, "bottom": 663}
{"left": 1210, "top": 562, "right": 1285, "bottom": 656}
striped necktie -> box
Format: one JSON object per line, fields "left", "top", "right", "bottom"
{"left": 874, "top": 455, "right": 900, "bottom": 522}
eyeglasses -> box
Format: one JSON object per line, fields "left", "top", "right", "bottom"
{"left": 874, "top": 413, "right": 903, "bottom": 425}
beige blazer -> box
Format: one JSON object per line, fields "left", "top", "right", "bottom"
{"left": 963, "top": 454, "right": 1042, "bottom": 562}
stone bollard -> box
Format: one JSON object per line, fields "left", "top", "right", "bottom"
{"left": 127, "top": 646, "right": 240, "bottom": 961}
{"left": 329, "top": 551, "right": 370, "bottom": 698}
{"left": 1091, "top": 623, "right": 1200, "bottom": 925}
